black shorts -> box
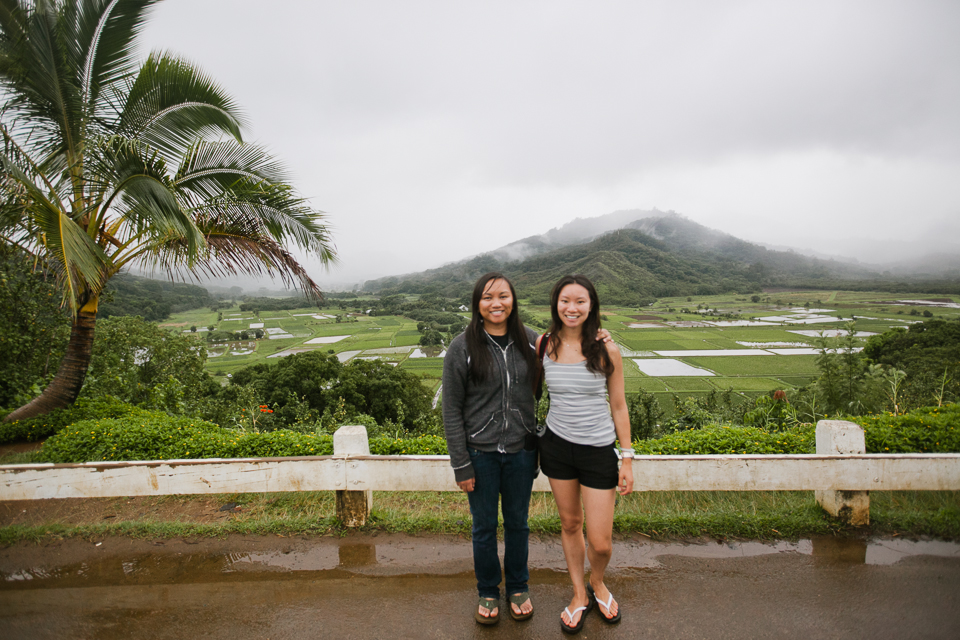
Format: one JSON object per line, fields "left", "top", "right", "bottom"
{"left": 539, "top": 427, "right": 618, "bottom": 490}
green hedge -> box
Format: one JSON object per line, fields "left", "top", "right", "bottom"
{"left": 0, "top": 397, "right": 147, "bottom": 444}
{"left": 37, "top": 412, "right": 448, "bottom": 463}
{"left": 855, "top": 404, "right": 960, "bottom": 453}
{"left": 634, "top": 404, "right": 960, "bottom": 456}
{"left": 634, "top": 425, "right": 816, "bottom": 455}
{"left": 25, "top": 402, "right": 960, "bottom": 463}
{"left": 37, "top": 415, "right": 332, "bottom": 463}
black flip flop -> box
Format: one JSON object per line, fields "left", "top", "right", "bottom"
{"left": 588, "top": 584, "right": 622, "bottom": 624}
{"left": 560, "top": 597, "right": 594, "bottom": 634}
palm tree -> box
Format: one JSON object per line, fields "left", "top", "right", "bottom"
{"left": 0, "top": 0, "right": 335, "bottom": 421}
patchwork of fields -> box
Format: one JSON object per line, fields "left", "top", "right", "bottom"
{"left": 163, "top": 290, "right": 959, "bottom": 407}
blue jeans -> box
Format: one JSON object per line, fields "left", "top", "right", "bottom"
{"left": 466, "top": 448, "right": 537, "bottom": 599}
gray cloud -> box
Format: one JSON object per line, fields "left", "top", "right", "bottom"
{"left": 141, "top": 0, "right": 960, "bottom": 286}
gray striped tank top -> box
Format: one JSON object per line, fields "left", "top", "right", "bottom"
{"left": 543, "top": 356, "right": 616, "bottom": 446}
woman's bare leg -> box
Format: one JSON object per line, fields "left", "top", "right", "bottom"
{"left": 550, "top": 477, "right": 591, "bottom": 628}
{"left": 582, "top": 485, "right": 618, "bottom": 618}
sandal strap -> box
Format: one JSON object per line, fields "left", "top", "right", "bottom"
{"left": 508, "top": 592, "right": 531, "bottom": 605}
{"left": 564, "top": 605, "right": 587, "bottom": 618}
{"left": 595, "top": 590, "right": 616, "bottom": 613}
{"left": 479, "top": 597, "right": 499, "bottom": 607}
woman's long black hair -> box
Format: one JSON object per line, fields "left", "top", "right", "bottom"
{"left": 545, "top": 274, "right": 613, "bottom": 377}
{"left": 464, "top": 272, "right": 539, "bottom": 384}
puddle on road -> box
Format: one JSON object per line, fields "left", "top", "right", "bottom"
{"left": 3, "top": 536, "right": 958, "bottom": 592}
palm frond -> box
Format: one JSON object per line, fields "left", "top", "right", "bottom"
{"left": 0, "top": 1, "right": 85, "bottom": 163}
{"left": 174, "top": 139, "right": 288, "bottom": 199}
{"left": 78, "top": 0, "right": 158, "bottom": 108}
{"left": 116, "top": 51, "right": 244, "bottom": 157}
{"left": 88, "top": 134, "right": 203, "bottom": 259}
{"left": 142, "top": 230, "right": 324, "bottom": 300}
{"left": 192, "top": 184, "right": 336, "bottom": 260}
{"left": 0, "top": 146, "right": 107, "bottom": 309}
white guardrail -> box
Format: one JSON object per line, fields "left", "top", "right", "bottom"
{"left": 2, "top": 420, "right": 959, "bottom": 526}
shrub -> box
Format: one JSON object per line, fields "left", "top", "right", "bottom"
{"left": 38, "top": 413, "right": 335, "bottom": 463}
{"left": 35, "top": 412, "right": 448, "bottom": 463}
{"left": 633, "top": 404, "right": 960, "bottom": 455}
{"left": 853, "top": 404, "right": 960, "bottom": 453}
{"left": 369, "top": 435, "right": 448, "bottom": 455}
{"left": 634, "top": 424, "right": 816, "bottom": 455}
{"left": 0, "top": 396, "right": 146, "bottom": 444}
{"left": 29, "top": 402, "right": 959, "bottom": 464}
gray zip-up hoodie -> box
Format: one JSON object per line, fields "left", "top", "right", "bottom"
{"left": 442, "top": 327, "right": 538, "bottom": 483}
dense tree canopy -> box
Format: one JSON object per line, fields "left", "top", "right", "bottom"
{"left": 0, "top": 246, "right": 70, "bottom": 406}
{"left": 230, "top": 351, "right": 433, "bottom": 430}
{"left": 864, "top": 319, "right": 960, "bottom": 406}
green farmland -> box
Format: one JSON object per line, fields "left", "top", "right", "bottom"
{"left": 164, "top": 290, "right": 960, "bottom": 405}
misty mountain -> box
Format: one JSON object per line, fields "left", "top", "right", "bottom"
{"left": 362, "top": 212, "right": 923, "bottom": 304}
{"left": 486, "top": 208, "right": 665, "bottom": 262}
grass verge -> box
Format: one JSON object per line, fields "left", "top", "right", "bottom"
{"left": 1, "top": 490, "right": 958, "bottom": 545}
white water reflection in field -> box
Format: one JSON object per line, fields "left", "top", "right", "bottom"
{"left": 633, "top": 359, "right": 715, "bottom": 376}
{"left": 410, "top": 348, "right": 446, "bottom": 358}
{"left": 364, "top": 346, "right": 415, "bottom": 354}
{"left": 702, "top": 320, "right": 776, "bottom": 327}
{"left": 737, "top": 342, "right": 809, "bottom": 348}
{"left": 304, "top": 335, "right": 349, "bottom": 344}
{"left": 654, "top": 349, "right": 773, "bottom": 357}
{"left": 207, "top": 341, "right": 257, "bottom": 357}
{"left": 337, "top": 350, "right": 361, "bottom": 362}
{"left": 788, "top": 330, "right": 877, "bottom": 338}
{"left": 665, "top": 321, "right": 714, "bottom": 327}
{"left": 267, "top": 348, "right": 316, "bottom": 358}
{"left": 888, "top": 299, "right": 960, "bottom": 309}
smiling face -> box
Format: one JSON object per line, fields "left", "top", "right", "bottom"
{"left": 478, "top": 278, "right": 514, "bottom": 335}
{"left": 556, "top": 283, "right": 592, "bottom": 330}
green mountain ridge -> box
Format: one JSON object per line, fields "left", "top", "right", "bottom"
{"left": 364, "top": 214, "right": 956, "bottom": 303}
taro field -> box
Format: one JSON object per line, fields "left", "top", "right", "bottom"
{"left": 162, "top": 290, "right": 959, "bottom": 405}
{"left": 161, "top": 304, "right": 451, "bottom": 394}
{"left": 600, "top": 289, "right": 960, "bottom": 409}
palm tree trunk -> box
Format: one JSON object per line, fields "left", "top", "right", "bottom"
{"left": 4, "top": 299, "right": 98, "bottom": 423}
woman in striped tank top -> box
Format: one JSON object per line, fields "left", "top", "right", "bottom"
{"left": 536, "top": 274, "right": 634, "bottom": 634}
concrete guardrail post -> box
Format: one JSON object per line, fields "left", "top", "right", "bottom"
{"left": 334, "top": 425, "right": 372, "bottom": 527}
{"left": 815, "top": 420, "right": 870, "bottom": 525}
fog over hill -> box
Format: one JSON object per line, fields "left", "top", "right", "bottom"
{"left": 141, "top": 209, "right": 959, "bottom": 295}
{"left": 377, "top": 208, "right": 960, "bottom": 284}
{"left": 360, "top": 210, "right": 960, "bottom": 302}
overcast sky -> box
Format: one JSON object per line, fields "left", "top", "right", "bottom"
{"left": 141, "top": 0, "right": 960, "bottom": 289}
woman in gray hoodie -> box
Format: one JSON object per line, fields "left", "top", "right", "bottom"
{"left": 443, "top": 272, "right": 540, "bottom": 625}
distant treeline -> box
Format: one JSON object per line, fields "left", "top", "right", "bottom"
{"left": 98, "top": 274, "right": 213, "bottom": 321}
{"left": 238, "top": 296, "right": 319, "bottom": 312}
{"left": 765, "top": 279, "right": 960, "bottom": 295}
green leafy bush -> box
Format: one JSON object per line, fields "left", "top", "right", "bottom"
{"left": 633, "top": 404, "right": 959, "bottom": 455}
{"left": 38, "top": 414, "right": 335, "bottom": 463}
{"left": 634, "top": 424, "right": 816, "bottom": 455}
{"left": 369, "top": 435, "right": 447, "bottom": 455}
{"left": 0, "top": 397, "right": 147, "bottom": 444}
{"left": 853, "top": 404, "right": 960, "bottom": 453}
{"left": 30, "top": 402, "right": 958, "bottom": 464}
{"left": 36, "top": 411, "right": 449, "bottom": 463}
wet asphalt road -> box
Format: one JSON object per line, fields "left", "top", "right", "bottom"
{"left": 1, "top": 533, "right": 959, "bottom": 639}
